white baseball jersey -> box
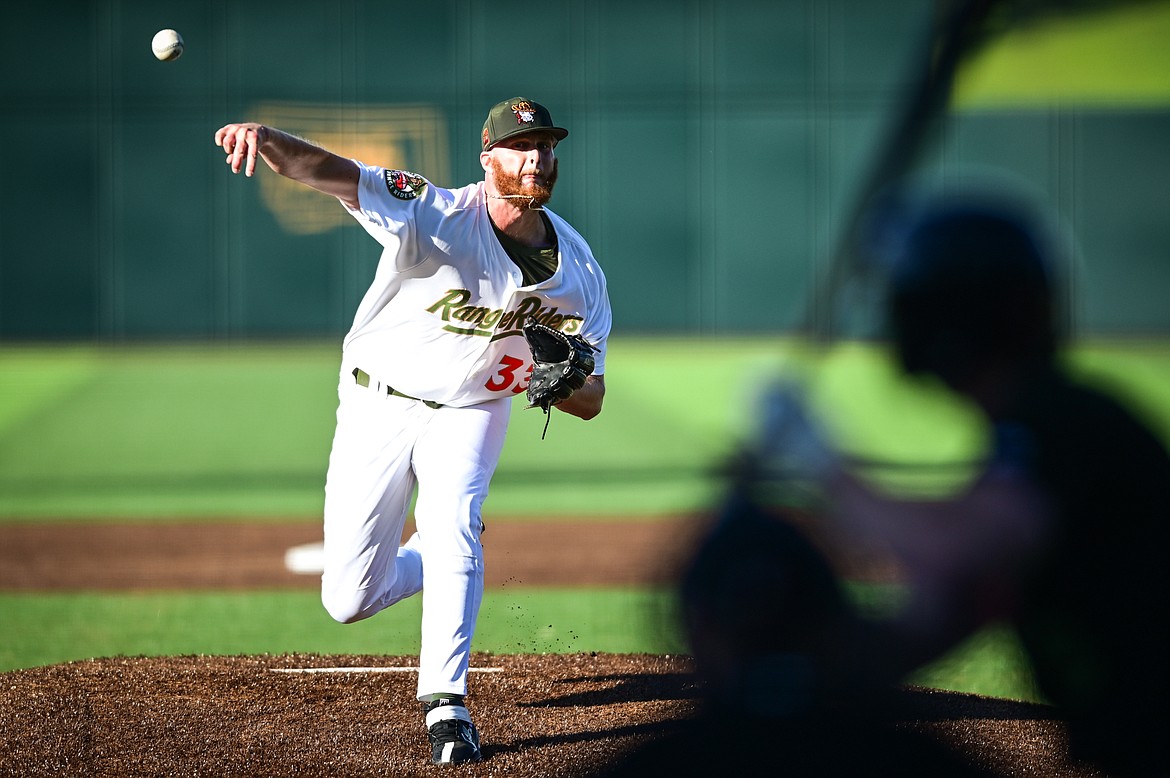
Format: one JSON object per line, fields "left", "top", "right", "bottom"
{"left": 341, "top": 164, "right": 611, "bottom": 406}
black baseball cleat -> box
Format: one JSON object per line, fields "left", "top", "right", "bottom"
{"left": 425, "top": 700, "right": 482, "bottom": 765}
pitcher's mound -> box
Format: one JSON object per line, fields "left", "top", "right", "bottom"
{"left": 0, "top": 653, "right": 1104, "bottom": 777}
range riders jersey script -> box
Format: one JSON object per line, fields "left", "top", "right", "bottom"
{"left": 341, "top": 165, "right": 611, "bottom": 408}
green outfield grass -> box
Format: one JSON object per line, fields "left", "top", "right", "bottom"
{"left": 0, "top": 585, "right": 1038, "bottom": 701}
{"left": 2, "top": 336, "right": 1169, "bottom": 703}
{"left": 5, "top": 337, "right": 1169, "bottom": 520}
{"left": 0, "top": 588, "right": 687, "bottom": 672}
{"left": 0, "top": 338, "right": 794, "bottom": 521}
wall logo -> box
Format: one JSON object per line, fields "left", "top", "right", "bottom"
{"left": 251, "top": 102, "right": 450, "bottom": 234}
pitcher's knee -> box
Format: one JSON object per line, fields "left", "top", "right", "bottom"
{"left": 321, "top": 587, "right": 371, "bottom": 624}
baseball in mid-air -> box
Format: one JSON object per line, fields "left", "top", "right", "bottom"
{"left": 151, "top": 29, "right": 184, "bottom": 62}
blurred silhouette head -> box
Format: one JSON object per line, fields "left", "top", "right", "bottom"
{"left": 875, "top": 188, "right": 1061, "bottom": 393}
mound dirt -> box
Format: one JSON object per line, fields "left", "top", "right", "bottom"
{"left": 0, "top": 653, "right": 1105, "bottom": 778}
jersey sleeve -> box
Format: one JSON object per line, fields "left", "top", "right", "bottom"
{"left": 344, "top": 163, "right": 436, "bottom": 271}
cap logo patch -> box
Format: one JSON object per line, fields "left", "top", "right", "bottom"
{"left": 384, "top": 169, "right": 426, "bottom": 201}
{"left": 512, "top": 101, "right": 537, "bottom": 125}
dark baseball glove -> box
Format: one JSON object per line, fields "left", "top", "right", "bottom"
{"left": 523, "top": 321, "right": 597, "bottom": 412}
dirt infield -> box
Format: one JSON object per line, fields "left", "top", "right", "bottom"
{"left": 0, "top": 518, "right": 700, "bottom": 591}
{"left": 0, "top": 521, "right": 1108, "bottom": 776}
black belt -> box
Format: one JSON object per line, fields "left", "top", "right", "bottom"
{"left": 352, "top": 368, "right": 444, "bottom": 409}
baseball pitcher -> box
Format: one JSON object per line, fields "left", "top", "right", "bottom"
{"left": 214, "top": 97, "right": 612, "bottom": 765}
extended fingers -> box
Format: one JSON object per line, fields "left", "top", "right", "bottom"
{"left": 214, "top": 124, "right": 264, "bottom": 176}
{"left": 213, "top": 124, "right": 245, "bottom": 174}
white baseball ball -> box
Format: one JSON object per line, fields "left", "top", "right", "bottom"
{"left": 151, "top": 29, "right": 184, "bottom": 62}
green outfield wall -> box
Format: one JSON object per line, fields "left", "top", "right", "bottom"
{"left": 1, "top": 0, "right": 1168, "bottom": 340}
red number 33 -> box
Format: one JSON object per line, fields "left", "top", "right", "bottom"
{"left": 485, "top": 355, "right": 532, "bottom": 395}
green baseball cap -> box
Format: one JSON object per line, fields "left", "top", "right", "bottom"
{"left": 481, "top": 97, "right": 568, "bottom": 151}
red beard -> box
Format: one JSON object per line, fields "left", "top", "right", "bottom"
{"left": 489, "top": 157, "right": 558, "bottom": 208}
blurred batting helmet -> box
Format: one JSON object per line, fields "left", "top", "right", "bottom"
{"left": 876, "top": 190, "right": 1062, "bottom": 387}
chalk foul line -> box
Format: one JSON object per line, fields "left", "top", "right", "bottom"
{"left": 270, "top": 666, "right": 503, "bottom": 674}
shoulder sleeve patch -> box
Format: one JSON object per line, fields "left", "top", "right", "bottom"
{"left": 383, "top": 170, "right": 427, "bottom": 200}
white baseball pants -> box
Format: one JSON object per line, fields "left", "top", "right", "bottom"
{"left": 320, "top": 369, "right": 510, "bottom": 699}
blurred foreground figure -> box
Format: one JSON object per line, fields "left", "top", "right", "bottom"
{"left": 842, "top": 190, "right": 1170, "bottom": 775}
{"left": 602, "top": 189, "right": 1170, "bottom": 777}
